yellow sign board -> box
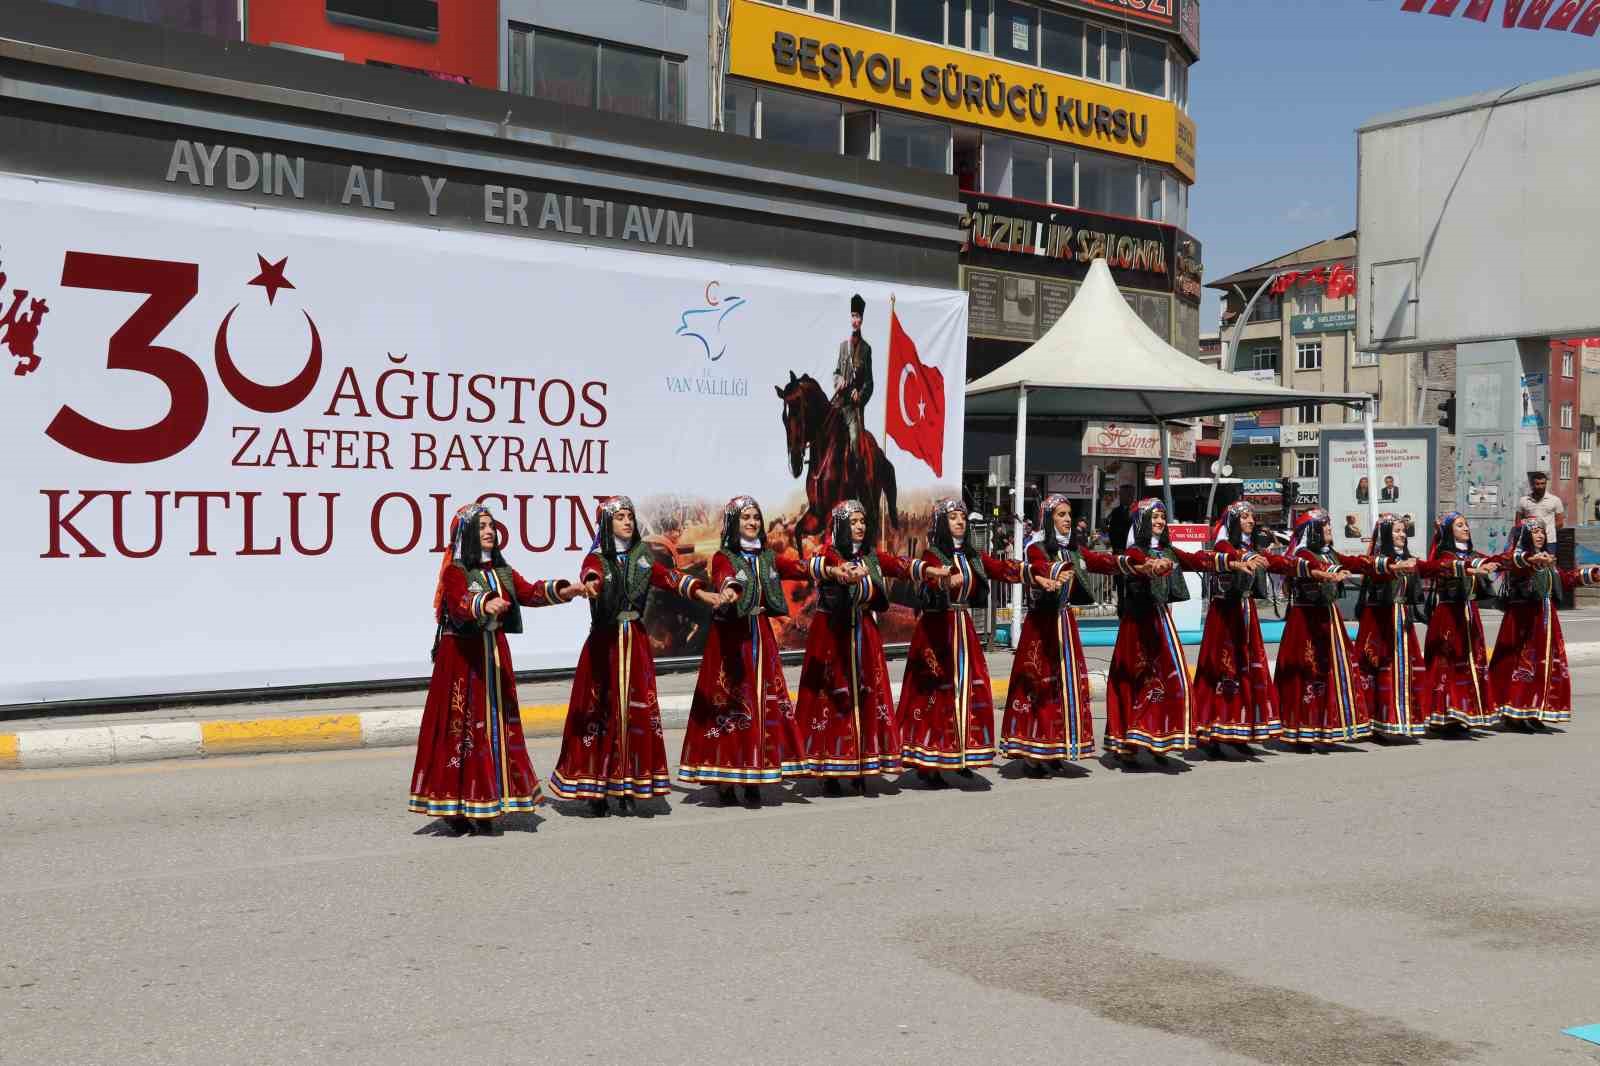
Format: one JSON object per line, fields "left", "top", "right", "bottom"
{"left": 727, "top": 0, "right": 1195, "bottom": 181}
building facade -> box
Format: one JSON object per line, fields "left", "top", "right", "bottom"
{"left": 247, "top": 2, "right": 499, "bottom": 86}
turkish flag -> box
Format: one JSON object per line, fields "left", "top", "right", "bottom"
{"left": 1572, "top": 0, "right": 1600, "bottom": 32}
{"left": 1547, "top": 0, "right": 1584, "bottom": 29}
{"left": 1462, "top": 0, "right": 1494, "bottom": 18}
{"left": 1519, "top": 0, "right": 1556, "bottom": 26}
{"left": 1426, "top": 0, "right": 1462, "bottom": 15}
{"left": 885, "top": 308, "right": 945, "bottom": 477}
{"left": 1503, "top": 0, "right": 1527, "bottom": 25}
{"left": 1400, "top": 0, "right": 1429, "bottom": 11}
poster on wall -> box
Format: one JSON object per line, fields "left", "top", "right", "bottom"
{"left": 1318, "top": 429, "right": 1438, "bottom": 558}
{"left": 0, "top": 176, "right": 967, "bottom": 703}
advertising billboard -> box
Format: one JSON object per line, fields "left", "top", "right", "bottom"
{"left": 0, "top": 175, "right": 967, "bottom": 704}
{"left": 1319, "top": 428, "right": 1439, "bottom": 558}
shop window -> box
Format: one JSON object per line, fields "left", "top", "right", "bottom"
{"left": 1050, "top": 147, "right": 1076, "bottom": 206}
{"left": 1079, "top": 153, "right": 1136, "bottom": 217}
{"left": 1139, "top": 165, "right": 1163, "bottom": 221}
{"left": 1127, "top": 33, "right": 1166, "bottom": 96}
{"left": 840, "top": 0, "right": 892, "bottom": 31}
{"left": 880, "top": 112, "right": 952, "bottom": 173}
{"left": 762, "top": 86, "right": 842, "bottom": 154}
{"left": 896, "top": 0, "right": 945, "bottom": 43}
{"left": 1041, "top": 11, "right": 1084, "bottom": 76}
{"left": 1295, "top": 341, "right": 1323, "bottom": 371}
{"left": 994, "top": 0, "right": 1038, "bottom": 64}
{"left": 1296, "top": 453, "right": 1320, "bottom": 479}
{"left": 844, "top": 108, "right": 875, "bottom": 160}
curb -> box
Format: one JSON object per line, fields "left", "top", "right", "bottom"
{"left": 11, "top": 639, "right": 1600, "bottom": 772}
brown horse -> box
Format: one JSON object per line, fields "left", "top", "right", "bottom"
{"left": 775, "top": 371, "right": 899, "bottom": 539}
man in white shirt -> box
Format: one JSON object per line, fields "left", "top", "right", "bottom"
{"left": 1516, "top": 471, "right": 1565, "bottom": 542}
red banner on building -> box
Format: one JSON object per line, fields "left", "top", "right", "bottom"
{"left": 1398, "top": 0, "right": 1600, "bottom": 30}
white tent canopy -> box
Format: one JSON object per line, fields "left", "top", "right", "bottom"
{"left": 966, "top": 258, "right": 1369, "bottom": 420}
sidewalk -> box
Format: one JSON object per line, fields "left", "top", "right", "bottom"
{"left": 7, "top": 606, "right": 1598, "bottom": 772}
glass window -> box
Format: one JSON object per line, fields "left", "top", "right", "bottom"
{"left": 844, "top": 108, "right": 874, "bottom": 160}
{"left": 508, "top": 27, "right": 530, "bottom": 95}
{"left": 1050, "top": 146, "right": 1076, "bottom": 205}
{"left": 840, "top": 0, "right": 891, "bottom": 31}
{"left": 599, "top": 43, "right": 661, "bottom": 121}
{"left": 880, "top": 112, "right": 951, "bottom": 173}
{"left": 1041, "top": 11, "right": 1083, "bottom": 76}
{"left": 664, "top": 58, "right": 684, "bottom": 124}
{"left": 994, "top": 1, "right": 1037, "bottom": 65}
{"left": 948, "top": 0, "right": 967, "bottom": 48}
{"left": 1128, "top": 33, "right": 1166, "bottom": 96}
{"left": 1250, "top": 343, "right": 1279, "bottom": 371}
{"left": 532, "top": 30, "right": 597, "bottom": 109}
{"left": 1297, "top": 454, "right": 1320, "bottom": 479}
{"left": 1296, "top": 403, "right": 1320, "bottom": 424}
{"left": 1296, "top": 341, "right": 1323, "bottom": 371}
{"left": 897, "top": 0, "right": 945, "bottom": 43}
{"left": 1294, "top": 286, "right": 1321, "bottom": 316}
{"left": 814, "top": 0, "right": 836, "bottom": 14}
{"left": 1247, "top": 292, "right": 1283, "bottom": 323}
{"left": 1561, "top": 401, "right": 1575, "bottom": 429}
{"left": 762, "top": 87, "right": 841, "bottom": 155}
{"left": 1140, "top": 165, "right": 1162, "bottom": 221}
{"left": 1079, "top": 153, "right": 1136, "bottom": 216}
{"left": 1561, "top": 453, "right": 1573, "bottom": 480}
{"left": 981, "top": 133, "right": 1046, "bottom": 201}
{"left": 974, "top": 0, "right": 992, "bottom": 53}
{"left": 1105, "top": 29, "right": 1123, "bottom": 85}
{"left": 1353, "top": 350, "right": 1378, "bottom": 367}
{"left": 724, "top": 79, "right": 756, "bottom": 137}
{"left": 1563, "top": 351, "right": 1575, "bottom": 377}
{"left": 1171, "top": 56, "right": 1188, "bottom": 111}
{"left": 1163, "top": 174, "right": 1183, "bottom": 228}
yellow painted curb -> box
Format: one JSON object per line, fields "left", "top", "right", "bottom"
{"left": 0, "top": 733, "right": 19, "bottom": 770}
{"left": 201, "top": 714, "right": 363, "bottom": 755}
{"left": 519, "top": 705, "right": 568, "bottom": 734}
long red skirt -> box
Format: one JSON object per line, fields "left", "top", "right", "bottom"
{"left": 678, "top": 612, "right": 807, "bottom": 784}
{"left": 1353, "top": 604, "right": 1426, "bottom": 737}
{"left": 409, "top": 630, "right": 543, "bottom": 819}
{"left": 1191, "top": 597, "right": 1281, "bottom": 743}
{"left": 1273, "top": 604, "right": 1372, "bottom": 744}
{"left": 795, "top": 608, "right": 902, "bottom": 777}
{"left": 1105, "top": 607, "right": 1195, "bottom": 755}
{"left": 549, "top": 620, "right": 671, "bottom": 800}
{"left": 1489, "top": 600, "right": 1574, "bottom": 724}
{"left": 897, "top": 608, "right": 998, "bottom": 770}
{"left": 1417, "top": 601, "right": 1495, "bottom": 729}
{"left": 1000, "top": 605, "right": 1095, "bottom": 761}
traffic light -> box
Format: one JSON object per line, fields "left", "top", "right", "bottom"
{"left": 1437, "top": 394, "right": 1456, "bottom": 433}
{"left": 1280, "top": 476, "right": 1296, "bottom": 513}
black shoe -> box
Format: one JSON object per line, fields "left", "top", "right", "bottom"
{"left": 468, "top": 818, "right": 502, "bottom": 836}
{"left": 443, "top": 816, "right": 472, "bottom": 836}
{"left": 852, "top": 776, "right": 868, "bottom": 794}
{"left": 618, "top": 795, "right": 635, "bottom": 812}
{"left": 588, "top": 798, "right": 609, "bottom": 817}
{"left": 1047, "top": 759, "right": 1066, "bottom": 772}
{"left": 1022, "top": 760, "right": 1048, "bottom": 778}
{"left": 717, "top": 785, "right": 738, "bottom": 806}
{"left": 955, "top": 767, "right": 976, "bottom": 779}
{"left": 742, "top": 784, "right": 762, "bottom": 805}
{"left": 822, "top": 778, "right": 843, "bottom": 796}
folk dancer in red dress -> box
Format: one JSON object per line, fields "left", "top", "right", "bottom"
{"left": 1416, "top": 512, "right": 1501, "bottom": 732}
{"left": 1489, "top": 518, "right": 1600, "bottom": 730}
{"left": 1352, "top": 515, "right": 1427, "bottom": 741}
{"left": 1000, "top": 494, "right": 1118, "bottom": 774}
{"left": 795, "top": 499, "right": 945, "bottom": 794}
{"left": 1105, "top": 498, "right": 1214, "bottom": 763}
{"left": 897, "top": 498, "right": 1022, "bottom": 787}
{"left": 679, "top": 495, "right": 811, "bottom": 806}
{"left": 1191, "top": 501, "right": 1281, "bottom": 753}
{"left": 550, "top": 496, "right": 724, "bottom": 816}
{"left": 1268, "top": 508, "right": 1373, "bottom": 747}
{"left": 409, "top": 504, "right": 587, "bottom": 835}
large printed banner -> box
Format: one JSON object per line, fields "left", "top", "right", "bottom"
{"left": 0, "top": 177, "right": 966, "bottom": 703}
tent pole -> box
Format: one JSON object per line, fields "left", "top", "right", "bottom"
{"left": 1362, "top": 398, "right": 1379, "bottom": 535}
{"left": 1159, "top": 419, "right": 1173, "bottom": 514}
{"left": 1012, "top": 386, "right": 1029, "bottom": 646}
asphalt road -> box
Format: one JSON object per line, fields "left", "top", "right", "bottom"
{"left": 6, "top": 673, "right": 1600, "bottom": 1065}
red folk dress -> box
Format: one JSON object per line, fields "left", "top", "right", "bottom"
{"left": 1352, "top": 559, "right": 1427, "bottom": 738}
{"left": 794, "top": 549, "right": 925, "bottom": 777}
{"left": 678, "top": 548, "right": 810, "bottom": 785}
{"left": 409, "top": 566, "right": 567, "bottom": 820}
{"left": 1000, "top": 541, "right": 1117, "bottom": 762}
{"left": 549, "top": 549, "right": 705, "bottom": 800}
{"left": 1191, "top": 543, "right": 1282, "bottom": 744}
{"left": 1105, "top": 546, "right": 1213, "bottom": 756}
{"left": 1416, "top": 552, "right": 1498, "bottom": 729}
{"left": 1269, "top": 550, "right": 1373, "bottom": 745}
{"left": 1489, "top": 557, "right": 1600, "bottom": 725}
{"left": 897, "top": 549, "right": 1022, "bottom": 771}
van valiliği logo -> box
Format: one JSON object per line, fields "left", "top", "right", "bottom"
{"left": 0, "top": 250, "right": 49, "bottom": 377}
{"left": 668, "top": 281, "right": 749, "bottom": 397}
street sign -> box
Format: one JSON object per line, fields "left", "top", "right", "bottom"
{"left": 1291, "top": 310, "right": 1356, "bottom": 335}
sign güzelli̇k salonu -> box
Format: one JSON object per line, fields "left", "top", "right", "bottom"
{"left": 728, "top": 0, "right": 1196, "bottom": 180}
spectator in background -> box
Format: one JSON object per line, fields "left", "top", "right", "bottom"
{"left": 1105, "top": 484, "right": 1137, "bottom": 550}
{"left": 1516, "top": 471, "right": 1565, "bottom": 542}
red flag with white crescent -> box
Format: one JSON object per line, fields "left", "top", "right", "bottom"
{"left": 1427, "top": 0, "right": 1463, "bottom": 15}
{"left": 1519, "top": 0, "right": 1557, "bottom": 26}
{"left": 885, "top": 308, "right": 945, "bottom": 477}
{"left": 1462, "top": 0, "right": 1494, "bottom": 18}
{"left": 1401, "top": 0, "right": 1428, "bottom": 10}
{"left": 1547, "top": 0, "right": 1584, "bottom": 29}
{"left": 1503, "top": 0, "right": 1528, "bottom": 25}
{"left": 1572, "top": 0, "right": 1600, "bottom": 31}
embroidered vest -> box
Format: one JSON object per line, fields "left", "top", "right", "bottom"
{"left": 591, "top": 544, "right": 654, "bottom": 628}
{"left": 1032, "top": 544, "right": 1090, "bottom": 613}
{"left": 923, "top": 546, "right": 987, "bottom": 611}
{"left": 1501, "top": 566, "right": 1556, "bottom": 605}
{"left": 1358, "top": 564, "right": 1417, "bottom": 607}
{"left": 817, "top": 550, "right": 884, "bottom": 617}
{"left": 722, "top": 548, "right": 790, "bottom": 618}
{"left": 1209, "top": 548, "right": 1270, "bottom": 601}
{"left": 1119, "top": 546, "right": 1190, "bottom": 619}
{"left": 440, "top": 564, "right": 524, "bottom": 636}
{"left": 1435, "top": 552, "right": 1492, "bottom": 602}
{"left": 1291, "top": 551, "right": 1341, "bottom": 606}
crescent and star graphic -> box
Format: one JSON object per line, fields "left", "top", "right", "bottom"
{"left": 215, "top": 254, "right": 323, "bottom": 412}
{"left": 675, "top": 280, "right": 746, "bottom": 361}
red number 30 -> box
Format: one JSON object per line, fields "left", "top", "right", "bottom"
{"left": 45, "top": 253, "right": 206, "bottom": 464}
